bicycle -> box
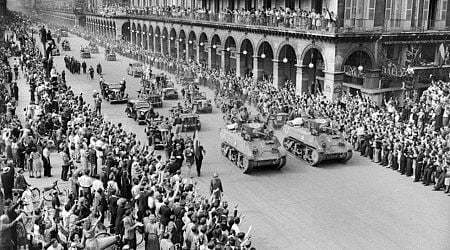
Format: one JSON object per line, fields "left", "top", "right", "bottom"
{"left": 42, "top": 180, "right": 68, "bottom": 204}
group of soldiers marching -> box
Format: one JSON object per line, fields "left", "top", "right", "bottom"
{"left": 63, "top": 55, "right": 82, "bottom": 74}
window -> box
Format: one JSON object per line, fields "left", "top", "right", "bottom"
{"left": 368, "top": 0, "right": 375, "bottom": 19}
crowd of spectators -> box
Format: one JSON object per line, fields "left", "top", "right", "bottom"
{"left": 96, "top": 5, "right": 337, "bottom": 32}
{"left": 72, "top": 23, "right": 450, "bottom": 196}
{"left": 0, "top": 12, "right": 254, "bottom": 250}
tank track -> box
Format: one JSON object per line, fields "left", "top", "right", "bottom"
{"left": 283, "top": 137, "right": 323, "bottom": 166}
{"left": 221, "top": 142, "right": 254, "bottom": 173}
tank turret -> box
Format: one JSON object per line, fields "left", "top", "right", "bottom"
{"left": 220, "top": 122, "right": 287, "bottom": 173}
{"left": 282, "top": 118, "right": 353, "bottom": 166}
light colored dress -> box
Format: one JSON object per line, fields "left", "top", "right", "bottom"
{"left": 32, "top": 151, "right": 43, "bottom": 172}
{"left": 80, "top": 148, "right": 89, "bottom": 171}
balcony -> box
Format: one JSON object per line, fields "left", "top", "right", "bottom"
{"left": 43, "top": 6, "right": 450, "bottom": 37}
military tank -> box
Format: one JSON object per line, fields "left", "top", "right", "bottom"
{"left": 282, "top": 118, "right": 353, "bottom": 166}
{"left": 220, "top": 123, "right": 287, "bottom": 173}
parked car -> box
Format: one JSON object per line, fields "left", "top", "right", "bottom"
{"left": 125, "top": 99, "right": 151, "bottom": 124}
{"left": 127, "top": 62, "right": 143, "bottom": 77}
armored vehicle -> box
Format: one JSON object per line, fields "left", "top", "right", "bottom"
{"left": 220, "top": 123, "right": 287, "bottom": 173}
{"left": 282, "top": 118, "right": 353, "bottom": 166}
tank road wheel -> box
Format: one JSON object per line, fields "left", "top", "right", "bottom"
{"left": 241, "top": 155, "right": 253, "bottom": 174}
{"left": 306, "top": 147, "right": 322, "bottom": 166}
{"left": 274, "top": 156, "right": 286, "bottom": 170}
{"left": 341, "top": 150, "right": 353, "bottom": 163}
{"left": 221, "top": 143, "right": 228, "bottom": 157}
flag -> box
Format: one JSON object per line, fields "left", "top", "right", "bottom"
{"left": 439, "top": 43, "right": 446, "bottom": 66}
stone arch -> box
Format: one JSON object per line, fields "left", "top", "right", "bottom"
{"left": 211, "top": 34, "right": 222, "bottom": 69}
{"left": 299, "top": 43, "right": 328, "bottom": 71}
{"left": 256, "top": 41, "right": 274, "bottom": 81}
{"left": 155, "top": 26, "right": 161, "bottom": 53}
{"left": 148, "top": 25, "right": 154, "bottom": 52}
{"left": 162, "top": 27, "right": 169, "bottom": 55}
{"left": 178, "top": 29, "right": 187, "bottom": 60}
{"left": 142, "top": 24, "right": 148, "bottom": 49}
{"left": 341, "top": 46, "right": 375, "bottom": 71}
{"left": 187, "top": 31, "right": 197, "bottom": 62}
{"left": 169, "top": 28, "right": 177, "bottom": 58}
{"left": 198, "top": 32, "right": 208, "bottom": 65}
{"left": 224, "top": 36, "right": 237, "bottom": 73}
{"left": 136, "top": 23, "right": 142, "bottom": 47}
{"left": 239, "top": 38, "right": 254, "bottom": 77}
{"left": 277, "top": 44, "right": 297, "bottom": 88}
{"left": 300, "top": 44, "right": 328, "bottom": 94}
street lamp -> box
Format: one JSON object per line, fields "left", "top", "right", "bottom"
{"left": 261, "top": 53, "right": 266, "bottom": 59}
{"left": 358, "top": 65, "right": 364, "bottom": 71}
{"left": 212, "top": 44, "right": 217, "bottom": 49}
{"left": 170, "top": 37, "right": 174, "bottom": 41}
{"left": 309, "top": 62, "right": 314, "bottom": 69}
{"left": 179, "top": 38, "right": 183, "bottom": 42}
{"left": 226, "top": 47, "right": 230, "bottom": 52}
{"left": 283, "top": 57, "right": 288, "bottom": 63}
{"left": 243, "top": 50, "right": 247, "bottom": 55}
{"left": 200, "top": 42, "right": 204, "bottom": 46}
{"left": 188, "top": 40, "right": 193, "bottom": 44}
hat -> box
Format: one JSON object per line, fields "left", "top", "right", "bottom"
{"left": 213, "top": 173, "right": 218, "bottom": 178}
{"left": 2, "top": 167, "right": 10, "bottom": 174}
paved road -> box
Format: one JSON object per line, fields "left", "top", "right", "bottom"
{"left": 19, "top": 32, "right": 450, "bottom": 250}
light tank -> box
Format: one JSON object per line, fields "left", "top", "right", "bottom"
{"left": 282, "top": 118, "right": 353, "bottom": 166}
{"left": 220, "top": 123, "right": 287, "bottom": 173}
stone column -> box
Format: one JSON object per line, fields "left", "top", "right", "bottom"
{"left": 235, "top": 53, "right": 241, "bottom": 77}
{"left": 252, "top": 56, "right": 258, "bottom": 82}
{"left": 131, "top": 30, "right": 135, "bottom": 46}
{"left": 272, "top": 59, "right": 279, "bottom": 88}
{"left": 168, "top": 39, "right": 172, "bottom": 58}
{"left": 323, "top": 71, "right": 345, "bottom": 101}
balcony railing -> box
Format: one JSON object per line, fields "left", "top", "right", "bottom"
{"left": 45, "top": 6, "right": 450, "bottom": 34}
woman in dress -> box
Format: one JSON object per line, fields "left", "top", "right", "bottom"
{"left": 79, "top": 144, "right": 89, "bottom": 172}
{"left": 144, "top": 214, "right": 160, "bottom": 250}
{"left": 31, "top": 147, "right": 43, "bottom": 178}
